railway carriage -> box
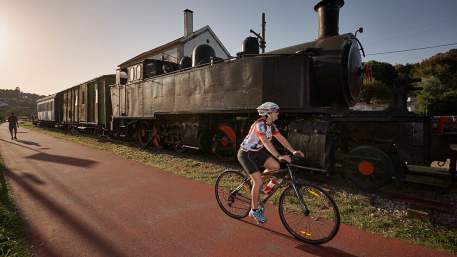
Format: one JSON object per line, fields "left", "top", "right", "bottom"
{"left": 36, "top": 94, "right": 59, "bottom": 127}
{"left": 37, "top": 75, "right": 115, "bottom": 132}
{"left": 61, "top": 75, "right": 115, "bottom": 132}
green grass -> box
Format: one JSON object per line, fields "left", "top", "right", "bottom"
{"left": 23, "top": 123, "right": 457, "bottom": 254}
{"left": 332, "top": 185, "right": 457, "bottom": 253}
{"left": 0, "top": 159, "right": 32, "bottom": 257}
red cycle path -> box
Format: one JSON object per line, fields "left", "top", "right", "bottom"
{"left": 0, "top": 124, "right": 455, "bottom": 257}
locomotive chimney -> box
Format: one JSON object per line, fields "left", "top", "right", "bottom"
{"left": 314, "top": 0, "right": 344, "bottom": 39}
{"left": 184, "top": 9, "right": 193, "bottom": 37}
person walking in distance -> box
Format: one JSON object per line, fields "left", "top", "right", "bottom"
{"left": 7, "top": 113, "right": 19, "bottom": 140}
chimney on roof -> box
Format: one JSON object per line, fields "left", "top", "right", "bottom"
{"left": 184, "top": 9, "right": 193, "bottom": 37}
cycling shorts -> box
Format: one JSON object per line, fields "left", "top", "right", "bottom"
{"left": 237, "top": 149, "right": 271, "bottom": 174}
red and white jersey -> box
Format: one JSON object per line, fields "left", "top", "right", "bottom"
{"left": 240, "top": 118, "right": 279, "bottom": 151}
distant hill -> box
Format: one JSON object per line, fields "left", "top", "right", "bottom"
{"left": 0, "top": 88, "right": 44, "bottom": 120}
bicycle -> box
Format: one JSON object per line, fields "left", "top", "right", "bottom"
{"left": 214, "top": 158, "right": 340, "bottom": 244}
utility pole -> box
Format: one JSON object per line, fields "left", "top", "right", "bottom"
{"left": 261, "top": 12, "right": 266, "bottom": 53}
{"left": 250, "top": 12, "right": 266, "bottom": 53}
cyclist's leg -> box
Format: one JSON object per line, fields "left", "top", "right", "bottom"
{"left": 263, "top": 156, "right": 280, "bottom": 174}
{"left": 249, "top": 171, "right": 262, "bottom": 210}
{"left": 249, "top": 171, "right": 267, "bottom": 223}
{"left": 237, "top": 150, "right": 261, "bottom": 210}
{"left": 237, "top": 149, "right": 267, "bottom": 222}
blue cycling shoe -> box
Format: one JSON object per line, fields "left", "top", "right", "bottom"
{"left": 249, "top": 209, "right": 267, "bottom": 223}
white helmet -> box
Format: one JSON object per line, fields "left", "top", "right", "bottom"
{"left": 257, "top": 102, "right": 280, "bottom": 116}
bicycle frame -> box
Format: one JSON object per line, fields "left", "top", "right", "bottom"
{"left": 234, "top": 163, "right": 311, "bottom": 216}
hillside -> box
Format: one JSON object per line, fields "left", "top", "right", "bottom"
{"left": 0, "top": 88, "right": 44, "bottom": 120}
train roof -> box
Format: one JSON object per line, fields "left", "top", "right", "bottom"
{"left": 59, "top": 74, "right": 115, "bottom": 92}
{"left": 36, "top": 94, "right": 56, "bottom": 103}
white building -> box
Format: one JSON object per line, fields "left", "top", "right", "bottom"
{"left": 117, "top": 9, "right": 231, "bottom": 84}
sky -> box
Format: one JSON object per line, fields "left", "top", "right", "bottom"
{"left": 0, "top": 0, "right": 456, "bottom": 95}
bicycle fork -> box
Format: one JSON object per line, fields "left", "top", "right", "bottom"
{"left": 288, "top": 167, "right": 310, "bottom": 216}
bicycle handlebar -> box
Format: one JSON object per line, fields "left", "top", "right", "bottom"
{"left": 278, "top": 155, "right": 303, "bottom": 164}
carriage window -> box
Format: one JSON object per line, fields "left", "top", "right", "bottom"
{"left": 82, "top": 91, "right": 85, "bottom": 104}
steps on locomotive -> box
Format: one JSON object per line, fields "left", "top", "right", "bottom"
{"left": 407, "top": 164, "right": 451, "bottom": 177}
{"left": 405, "top": 164, "right": 454, "bottom": 188}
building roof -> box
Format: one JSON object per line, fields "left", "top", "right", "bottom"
{"left": 118, "top": 25, "right": 231, "bottom": 68}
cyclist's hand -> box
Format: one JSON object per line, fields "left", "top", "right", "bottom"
{"left": 278, "top": 155, "right": 291, "bottom": 163}
{"left": 292, "top": 150, "right": 304, "bottom": 158}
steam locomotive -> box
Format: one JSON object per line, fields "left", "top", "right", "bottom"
{"left": 36, "top": 0, "right": 456, "bottom": 191}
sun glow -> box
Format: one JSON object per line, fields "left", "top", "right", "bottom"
{"left": 0, "top": 23, "right": 8, "bottom": 51}
{"left": 0, "top": 22, "right": 9, "bottom": 63}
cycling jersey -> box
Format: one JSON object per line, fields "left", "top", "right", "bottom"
{"left": 240, "top": 118, "right": 279, "bottom": 152}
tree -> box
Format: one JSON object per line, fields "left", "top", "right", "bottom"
{"left": 360, "top": 79, "right": 391, "bottom": 104}
{"left": 413, "top": 49, "right": 457, "bottom": 115}
{"left": 360, "top": 61, "right": 396, "bottom": 103}
{"left": 413, "top": 49, "right": 457, "bottom": 90}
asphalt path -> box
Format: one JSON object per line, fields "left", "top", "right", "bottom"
{"left": 0, "top": 124, "right": 455, "bottom": 257}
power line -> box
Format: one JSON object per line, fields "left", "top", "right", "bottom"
{"left": 366, "top": 42, "right": 457, "bottom": 56}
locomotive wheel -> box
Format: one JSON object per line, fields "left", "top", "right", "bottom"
{"left": 343, "top": 145, "right": 395, "bottom": 192}
{"left": 168, "top": 126, "right": 185, "bottom": 152}
{"left": 212, "top": 130, "right": 236, "bottom": 161}
{"left": 136, "top": 122, "right": 150, "bottom": 146}
{"left": 69, "top": 126, "right": 79, "bottom": 136}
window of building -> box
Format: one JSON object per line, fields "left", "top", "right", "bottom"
{"left": 136, "top": 65, "right": 141, "bottom": 80}
{"left": 129, "top": 67, "right": 134, "bottom": 81}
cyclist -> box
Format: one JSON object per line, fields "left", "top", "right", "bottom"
{"left": 237, "top": 102, "right": 304, "bottom": 223}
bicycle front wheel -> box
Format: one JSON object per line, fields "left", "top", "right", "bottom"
{"left": 279, "top": 184, "right": 340, "bottom": 244}
{"left": 215, "top": 170, "right": 252, "bottom": 219}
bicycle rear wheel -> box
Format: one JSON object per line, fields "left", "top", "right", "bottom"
{"left": 279, "top": 184, "right": 340, "bottom": 244}
{"left": 215, "top": 170, "right": 252, "bottom": 219}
